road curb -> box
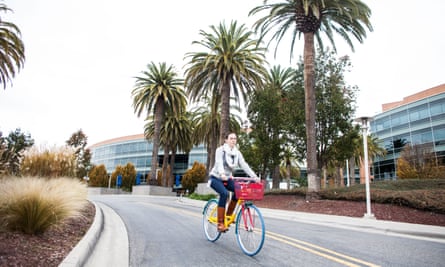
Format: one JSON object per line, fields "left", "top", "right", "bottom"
{"left": 259, "top": 207, "right": 445, "bottom": 242}
{"left": 59, "top": 201, "right": 104, "bottom": 267}
{"left": 179, "top": 197, "right": 445, "bottom": 243}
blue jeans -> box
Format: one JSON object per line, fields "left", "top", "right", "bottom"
{"left": 210, "top": 176, "right": 237, "bottom": 207}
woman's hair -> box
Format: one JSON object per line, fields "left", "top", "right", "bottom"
{"left": 224, "top": 132, "right": 237, "bottom": 140}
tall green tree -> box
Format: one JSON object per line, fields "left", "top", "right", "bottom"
{"left": 132, "top": 62, "right": 187, "bottom": 184}
{"left": 280, "top": 146, "right": 302, "bottom": 189}
{"left": 190, "top": 95, "right": 221, "bottom": 173}
{"left": 314, "top": 51, "right": 357, "bottom": 182}
{"left": 0, "top": 3, "right": 25, "bottom": 89}
{"left": 250, "top": 0, "right": 373, "bottom": 197}
{"left": 0, "top": 128, "right": 34, "bottom": 176}
{"left": 326, "top": 127, "right": 360, "bottom": 186}
{"left": 145, "top": 110, "right": 193, "bottom": 187}
{"left": 163, "top": 111, "right": 193, "bottom": 187}
{"left": 236, "top": 131, "right": 262, "bottom": 176}
{"left": 184, "top": 20, "right": 267, "bottom": 147}
{"left": 190, "top": 95, "right": 241, "bottom": 173}
{"left": 248, "top": 65, "right": 295, "bottom": 187}
{"left": 286, "top": 49, "right": 361, "bottom": 186}
{"left": 66, "top": 129, "right": 91, "bottom": 179}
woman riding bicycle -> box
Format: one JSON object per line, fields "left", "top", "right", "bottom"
{"left": 209, "top": 132, "right": 259, "bottom": 232}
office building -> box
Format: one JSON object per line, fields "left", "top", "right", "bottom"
{"left": 370, "top": 84, "right": 445, "bottom": 180}
{"left": 90, "top": 134, "right": 207, "bottom": 184}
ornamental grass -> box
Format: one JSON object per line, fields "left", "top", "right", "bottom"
{"left": 0, "top": 176, "right": 88, "bottom": 234}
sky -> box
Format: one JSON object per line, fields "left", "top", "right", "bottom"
{"left": 1, "top": 0, "right": 444, "bottom": 147}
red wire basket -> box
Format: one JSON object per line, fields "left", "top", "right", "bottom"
{"left": 235, "top": 181, "right": 265, "bottom": 200}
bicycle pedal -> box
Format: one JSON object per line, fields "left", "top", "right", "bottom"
{"left": 218, "top": 226, "right": 229, "bottom": 233}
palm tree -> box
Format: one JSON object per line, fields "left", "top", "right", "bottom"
{"left": 250, "top": 0, "right": 373, "bottom": 197}
{"left": 144, "top": 110, "right": 193, "bottom": 187}
{"left": 356, "top": 134, "right": 386, "bottom": 184}
{"left": 248, "top": 65, "right": 295, "bottom": 187}
{"left": 190, "top": 94, "right": 241, "bottom": 173}
{"left": 0, "top": 3, "right": 25, "bottom": 89}
{"left": 190, "top": 95, "right": 221, "bottom": 173}
{"left": 280, "top": 146, "right": 301, "bottom": 189}
{"left": 132, "top": 62, "right": 187, "bottom": 184}
{"left": 184, "top": 20, "right": 267, "bottom": 146}
{"left": 162, "top": 111, "right": 193, "bottom": 187}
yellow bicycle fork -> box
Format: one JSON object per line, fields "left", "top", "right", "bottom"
{"left": 210, "top": 199, "right": 242, "bottom": 228}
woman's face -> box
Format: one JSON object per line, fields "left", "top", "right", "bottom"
{"left": 226, "top": 133, "right": 237, "bottom": 148}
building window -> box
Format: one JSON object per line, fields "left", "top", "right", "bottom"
{"left": 409, "top": 104, "right": 429, "bottom": 122}
{"left": 411, "top": 129, "right": 433, "bottom": 145}
{"left": 391, "top": 110, "right": 408, "bottom": 126}
{"left": 433, "top": 127, "right": 445, "bottom": 145}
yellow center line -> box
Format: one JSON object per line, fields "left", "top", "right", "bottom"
{"left": 140, "top": 201, "right": 380, "bottom": 267}
{"left": 266, "top": 231, "right": 380, "bottom": 267}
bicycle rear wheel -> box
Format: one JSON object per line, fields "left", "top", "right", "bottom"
{"left": 202, "top": 199, "right": 221, "bottom": 242}
{"left": 235, "top": 203, "right": 265, "bottom": 256}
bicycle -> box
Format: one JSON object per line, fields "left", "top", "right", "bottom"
{"left": 202, "top": 177, "right": 266, "bottom": 256}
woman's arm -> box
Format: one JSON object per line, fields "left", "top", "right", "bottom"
{"left": 210, "top": 146, "right": 228, "bottom": 180}
{"left": 237, "top": 152, "right": 258, "bottom": 179}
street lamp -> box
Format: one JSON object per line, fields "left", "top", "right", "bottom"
{"left": 355, "top": 116, "right": 375, "bottom": 219}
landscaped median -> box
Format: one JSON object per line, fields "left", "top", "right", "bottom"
{"left": 0, "top": 176, "right": 89, "bottom": 234}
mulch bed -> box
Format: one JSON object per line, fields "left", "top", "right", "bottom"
{"left": 2, "top": 195, "right": 445, "bottom": 266}
{"left": 255, "top": 194, "right": 445, "bottom": 226}
{"left": 0, "top": 202, "right": 95, "bottom": 267}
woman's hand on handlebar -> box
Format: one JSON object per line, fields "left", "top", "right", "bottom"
{"left": 231, "top": 176, "right": 261, "bottom": 183}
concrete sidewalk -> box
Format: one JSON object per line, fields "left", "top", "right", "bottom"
{"left": 60, "top": 196, "right": 445, "bottom": 266}
{"left": 59, "top": 201, "right": 129, "bottom": 267}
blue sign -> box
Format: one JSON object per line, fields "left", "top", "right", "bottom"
{"left": 117, "top": 175, "right": 122, "bottom": 187}
{"left": 136, "top": 173, "right": 141, "bottom": 185}
{"left": 175, "top": 175, "right": 181, "bottom": 186}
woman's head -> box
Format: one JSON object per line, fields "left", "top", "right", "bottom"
{"left": 224, "top": 132, "right": 237, "bottom": 148}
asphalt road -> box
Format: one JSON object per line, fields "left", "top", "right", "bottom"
{"left": 92, "top": 195, "right": 445, "bottom": 267}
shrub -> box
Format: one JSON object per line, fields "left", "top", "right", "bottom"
{"left": 0, "top": 176, "right": 88, "bottom": 234}
{"left": 181, "top": 161, "right": 206, "bottom": 193}
{"left": 189, "top": 192, "right": 217, "bottom": 201}
{"left": 111, "top": 163, "right": 136, "bottom": 191}
{"left": 21, "top": 146, "right": 76, "bottom": 178}
{"left": 397, "top": 144, "right": 445, "bottom": 179}
{"left": 88, "top": 164, "right": 109, "bottom": 187}
{"left": 318, "top": 179, "right": 445, "bottom": 213}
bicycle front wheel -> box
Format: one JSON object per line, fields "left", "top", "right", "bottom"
{"left": 202, "top": 199, "right": 221, "bottom": 242}
{"left": 235, "top": 203, "right": 265, "bottom": 256}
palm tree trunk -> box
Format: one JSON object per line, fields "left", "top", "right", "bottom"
{"left": 150, "top": 98, "right": 165, "bottom": 185}
{"left": 205, "top": 145, "right": 212, "bottom": 177}
{"left": 322, "top": 167, "right": 327, "bottom": 189}
{"left": 219, "top": 77, "right": 231, "bottom": 145}
{"left": 161, "top": 145, "right": 170, "bottom": 187}
{"left": 272, "top": 165, "right": 280, "bottom": 189}
{"left": 304, "top": 32, "right": 320, "bottom": 199}
{"left": 338, "top": 167, "right": 344, "bottom": 187}
{"left": 207, "top": 128, "right": 219, "bottom": 177}
{"left": 349, "top": 156, "right": 356, "bottom": 186}
{"left": 168, "top": 149, "right": 177, "bottom": 187}
{"left": 286, "top": 159, "right": 291, "bottom": 190}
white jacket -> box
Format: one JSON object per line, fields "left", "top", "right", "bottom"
{"left": 209, "top": 144, "right": 256, "bottom": 180}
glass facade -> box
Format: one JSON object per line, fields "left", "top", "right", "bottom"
{"left": 90, "top": 136, "right": 207, "bottom": 184}
{"left": 370, "top": 92, "right": 445, "bottom": 180}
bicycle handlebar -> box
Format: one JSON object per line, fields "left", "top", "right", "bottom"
{"left": 231, "top": 176, "right": 260, "bottom": 182}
